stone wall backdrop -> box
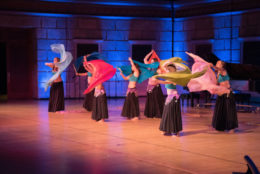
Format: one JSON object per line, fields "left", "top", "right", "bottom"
{"left": 0, "top": 0, "right": 259, "bottom": 99}
{"left": 0, "top": 14, "right": 173, "bottom": 98}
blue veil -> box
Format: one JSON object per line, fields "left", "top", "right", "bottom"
{"left": 118, "top": 60, "right": 160, "bottom": 83}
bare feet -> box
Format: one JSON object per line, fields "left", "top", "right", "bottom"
{"left": 209, "top": 127, "right": 218, "bottom": 133}
{"left": 229, "top": 129, "right": 235, "bottom": 134}
{"left": 131, "top": 117, "right": 139, "bottom": 121}
{"left": 176, "top": 132, "right": 181, "bottom": 137}
{"left": 98, "top": 119, "right": 104, "bottom": 123}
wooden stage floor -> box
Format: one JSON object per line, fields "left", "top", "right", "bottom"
{"left": 0, "top": 98, "right": 259, "bottom": 174}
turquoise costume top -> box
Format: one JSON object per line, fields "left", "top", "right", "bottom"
{"left": 218, "top": 74, "right": 230, "bottom": 83}
{"left": 129, "top": 74, "right": 138, "bottom": 82}
{"left": 87, "top": 72, "right": 92, "bottom": 77}
{"left": 165, "top": 84, "right": 176, "bottom": 89}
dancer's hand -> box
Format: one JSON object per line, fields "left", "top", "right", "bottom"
{"left": 45, "top": 62, "right": 54, "bottom": 68}
{"left": 45, "top": 62, "right": 52, "bottom": 66}
{"left": 83, "top": 55, "right": 89, "bottom": 62}
{"left": 118, "top": 68, "right": 123, "bottom": 76}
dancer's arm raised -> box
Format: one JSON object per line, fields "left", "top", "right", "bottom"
{"left": 143, "top": 50, "right": 154, "bottom": 64}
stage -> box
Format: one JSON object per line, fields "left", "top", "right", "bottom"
{"left": 0, "top": 98, "right": 259, "bottom": 174}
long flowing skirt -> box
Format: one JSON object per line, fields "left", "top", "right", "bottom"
{"left": 83, "top": 89, "right": 95, "bottom": 111}
{"left": 144, "top": 85, "right": 165, "bottom": 118}
{"left": 159, "top": 97, "right": 182, "bottom": 133}
{"left": 121, "top": 91, "right": 140, "bottom": 119}
{"left": 48, "top": 81, "right": 65, "bottom": 112}
{"left": 212, "top": 92, "right": 238, "bottom": 131}
{"left": 92, "top": 93, "right": 108, "bottom": 121}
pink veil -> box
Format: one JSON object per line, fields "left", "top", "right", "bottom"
{"left": 186, "top": 52, "right": 230, "bottom": 95}
{"left": 83, "top": 60, "right": 116, "bottom": 94}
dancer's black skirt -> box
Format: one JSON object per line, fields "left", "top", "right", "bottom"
{"left": 83, "top": 89, "right": 95, "bottom": 111}
{"left": 159, "top": 97, "right": 182, "bottom": 133}
{"left": 121, "top": 92, "right": 140, "bottom": 119}
{"left": 48, "top": 81, "right": 65, "bottom": 112}
{"left": 212, "top": 92, "right": 238, "bottom": 131}
{"left": 92, "top": 93, "right": 108, "bottom": 121}
{"left": 144, "top": 85, "right": 165, "bottom": 118}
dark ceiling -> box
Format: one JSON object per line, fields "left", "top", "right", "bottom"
{"left": 0, "top": 0, "right": 259, "bottom": 18}
{"left": 39, "top": 0, "right": 224, "bottom": 8}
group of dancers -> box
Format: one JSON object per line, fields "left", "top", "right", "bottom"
{"left": 44, "top": 44, "right": 238, "bottom": 137}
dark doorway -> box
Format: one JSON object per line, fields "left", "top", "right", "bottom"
{"left": 132, "top": 44, "right": 152, "bottom": 63}
{"left": 77, "top": 44, "right": 99, "bottom": 57}
{"left": 0, "top": 42, "right": 7, "bottom": 101}
{"left": 0, "top": 28, "right": 36, "bottom": 99}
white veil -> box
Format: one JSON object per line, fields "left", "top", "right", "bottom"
{"left": 45, "top": 44, "right": 72, "bottom": 91}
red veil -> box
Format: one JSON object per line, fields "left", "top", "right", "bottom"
{"left": 148, "top": 51, "right": 161, "bottom": 63}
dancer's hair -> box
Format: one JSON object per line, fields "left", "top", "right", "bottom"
{"left": 54, "top": 57, "right": 60, "bottom": 61}
{"left": 133, "top": 63, "right": 141, "bottom": 74}
{"left": 167, "top": 64, "right": 176, "bottom": 70}
{"left": 53, "top": 57, "right": 60, "bottom": 71}
{"left": 151, "top": 58, "right": 159, "bottom": 62}
{"left": 220, "top": 60, "right": 226, "bottom": 69}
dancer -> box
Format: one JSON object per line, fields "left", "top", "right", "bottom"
{"left": 144, "top": 50, "right": 165, "bottom": 118}
{"left": 76, "top": 71, "right": 95, "bottom": 111}
{"left": 92, "top": 83, "right": 108, "bottom": 122}
{"left": 74, "top": 52, "right": 107, "bottom": 111}
{"left": 83, "top": 59, "right": 116, "bottom": 122}
{"left": 157, "top": 64, "right": 182, "bottom": 136}
{"left": 45, "top": 57, "right": 65, "bottom": 113}
{"left": 75, "top": 55, "right": 94, "bottom": 111}
{"left": 119, "top": 57, "right": 140, "bottom": 120}
{"left": 83, "top": 72, "right": 95, "bottom": 111}
{"left": 210, "top": 60, "right": 238, "bottom": 132}
{"left": 154, "top": 57, "right": 206, "bottom": 136}
{"left": 185, "top": 52, "right": 238, "bottom": 133}
{"left": 45, "top": 44, "right": 72, "bottom": 113}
